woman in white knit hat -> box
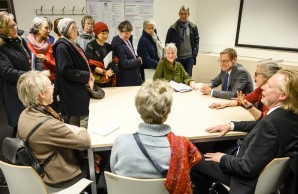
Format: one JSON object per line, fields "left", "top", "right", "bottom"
{"left": 53, "top": 18, "right": 94, "bottom": 128}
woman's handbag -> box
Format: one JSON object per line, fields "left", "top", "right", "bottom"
{"left": 85, "top": 84, "right": 105, "bottom": 99}
{"left": 1, "top": 119, "right": 55, "bottom": 177}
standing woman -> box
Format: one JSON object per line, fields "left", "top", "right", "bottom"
{"left": 137, "top": 18, "right": 163, "bottom": 81}
{"left": 27, "top": 16, "right": 56, "bottom": 81}
{"left": 85, "top": 22, "right": 118, "bottom": 87}
{"left": 0, "top": 13, "right": 30, "bottom": 137}
{"left": 53, "top": 18, "right": 94, "bottom": 128}
{"left": 111, "top": 20, "right": 143, "bottom": 86}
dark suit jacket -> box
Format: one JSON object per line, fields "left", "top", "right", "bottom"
{"left": 210, "top": 63, "right": 253, "bottom": 99}
{"left": 220, "top": 108, "right": 298, "bottom": 194}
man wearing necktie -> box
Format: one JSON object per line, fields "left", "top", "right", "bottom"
{"left": 200, "top": 48, "right": 253, "bottom": 99}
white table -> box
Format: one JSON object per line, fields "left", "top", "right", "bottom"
{"left": 87, "top": 86, "right": 254, "bottom": 194}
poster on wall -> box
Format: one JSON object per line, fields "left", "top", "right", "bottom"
{"left": 87, "top": 0, "right": 124, "bottom": 43}
{"left": 86, "top": 0, "right": 153, "bottom": 47}
{"left": 124, "top": 0, "right": 153, "bottom": 47}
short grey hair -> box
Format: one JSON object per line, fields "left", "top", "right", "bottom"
{"left": 179, "top": 5, "right": 190, "bottom": 14}
{"left": 135, "top": 79, "right": 173, "bottom": 124}
{"left": 164, "top": 43, "right": 177, "bottom": 53}
{"left": 17, "top": 70, "right": 50, "bottom": 108}
{"left": 29, "top": 16, "right": 52, "bottom": 34}
{"left": 258, "top": 61, "right": 282, "bottom": 79}
{"left": 143, "top": 18, "right": 156, "bottom": 29}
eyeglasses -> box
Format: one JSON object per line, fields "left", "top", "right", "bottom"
{"left": 48, "top": 83, "right": 54, "bottom": 88}
{"left": 218, "top": 59, "right": 231, "bottom": 64}
{"left": 8, "top": 23, "right": 17, "bottom": 29}
{"left": 255, "top": 72, "right": 264, "bottom": 77}
{"left": 85, "top": 23, "right": 93, "bottom": 26}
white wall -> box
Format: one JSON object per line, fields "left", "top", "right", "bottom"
{"left": 196, "top": 0, "right": 298, "bottom": 63}
{"left": 13, "top": 0, "right": 298, "bottom": 62}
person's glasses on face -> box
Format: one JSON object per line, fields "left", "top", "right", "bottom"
{"left": 8, "top": 23, "right": 17, "bottom": 29}
{"left": 218, "top": 59, "right": 231, "bottom": 64}
{"left": 255, "top": 72, "right": 264, "bottom": 77}
{"left": 48, "top": 83, "right": 54, "bottom": 89}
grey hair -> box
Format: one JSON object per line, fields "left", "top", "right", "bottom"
{"left": 17, "top": 70, "right": 50, "bottom": 108}
{"left": 135, "top": 79, "right": 173, "bottom": 124}
{"left": 257, "top": 61, "right": 282, "bottom": 79}
{"left": 143, "top": 18, "right": 156, "bottom": 29}
{"left": 0, "top": 12, "right": 14, "bottom": 37}
{"left": 164, "top": 43, "right": 177, "bottom": 53}
{"left": 179, "top": 5, "right": 190, "bottom": 13}
{"left": 29, "top": 16, "right": 52, "bottom": 34}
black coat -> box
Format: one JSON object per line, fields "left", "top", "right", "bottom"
{"left": 165, "top": 20, "right": 199, "bottom": 65}
{"left": 53, "top": 38, "right": 91, "bottom": 116}
{"left": 221, "top": 108, "right": 298, "bottom": 194}
{"left": 111, "top": 35, "right": 142, "bottom": 86}
{"left": 0, "top": 36, "right": 30, "bottom": 127}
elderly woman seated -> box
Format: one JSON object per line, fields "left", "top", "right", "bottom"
{"left": 110, "top": 79, "right": 202, "bottom": 193}
{"left": 17, "top": 70, "right": 90, "bottom": 188}
{"left": 153, "top": 43, "right": 198, "bottom": 89}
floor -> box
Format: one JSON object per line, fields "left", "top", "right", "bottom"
{"left": 0, "top": 103, "right": 11, "bottom": 194}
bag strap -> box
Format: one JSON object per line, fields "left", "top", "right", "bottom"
{"left": 24, "top": 119, "right": 49, "bottom": 142}
{"left": 133, "top": 133, "right": 168, "bottom": 177}
{"left": 24, "top": 118, "right": 55, "bottom": 166}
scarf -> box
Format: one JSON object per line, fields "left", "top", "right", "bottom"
{"left": 119, "top": 35, "right": 137, "bottom": 58}
{"left": 36, "top": 105, "right": 63, "bottom": 122}
{"left": 152, "top": 33, "right": 164, "bottom": 60}
{"left": 27, "top": 33, "right": 50, "bottom": 53}
{"left": 165, "top": 132, "right": 202, "bottom": 194}
{"left": 178, "top": 20, "right": 189, "bottom": 41}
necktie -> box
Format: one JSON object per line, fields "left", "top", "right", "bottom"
{"left": 222, "top": 73, "right": 229, "bottom": 91}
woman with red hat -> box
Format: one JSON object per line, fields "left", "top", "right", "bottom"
{"left": 85, "top": 22, "right": 118, "bottom": 87}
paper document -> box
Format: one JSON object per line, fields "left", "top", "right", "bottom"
{"left": 103, "top": 51, "right": 113, "bottom": 69}
{"left": 90, "top": 123, "right": 120, "bottom": 136}
{"left": 169, "top": 80, "right": 192, "bottom": 93}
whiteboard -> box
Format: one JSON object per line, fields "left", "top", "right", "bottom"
{"left": 235, "top": 0, "right": 298, "bottom": 52}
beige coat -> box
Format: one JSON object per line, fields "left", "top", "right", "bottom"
{"left": 18, "top": 108, "right": 91, "bottom": 184}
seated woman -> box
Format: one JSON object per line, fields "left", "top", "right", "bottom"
{"left": 153, "top": 43, "right": 198, "bottom": 89}
{"left": 85, "top": 21, "right": 118, "bottom": 87}
{"left": 209, "top": 61, "right": 281, "bottom": 120}
{"left": 110, "top": 79, "right": 202, "bottom": 193}
{"left": 17, "top": 70, "right": 90, "bottom": 188}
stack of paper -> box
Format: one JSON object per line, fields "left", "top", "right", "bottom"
{"left": 169, "top": 80, "right": 192, "bottom": 93}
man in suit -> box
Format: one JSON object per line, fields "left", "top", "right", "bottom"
{"left": 200, "top": 48, "right": 253, "bottom": 99}
{"left": 191, "top": 69, "right": 298, "bottom": 194}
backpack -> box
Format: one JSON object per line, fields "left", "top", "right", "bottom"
{"left": 1, "top": 119, "right": 54, "bottom": 177}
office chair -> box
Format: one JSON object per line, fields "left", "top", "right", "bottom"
{"left": 104, "top": 171, "right": 168, "bottom": 194}
{"left": 209, "top": 157, "right": 290, "bottom": 194}
{"left": 0, "top": 160, "right": 92, "bottom": 194}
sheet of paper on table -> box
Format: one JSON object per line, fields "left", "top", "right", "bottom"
{"left": 90, "top": 123, "right": 120, "bottom": 136}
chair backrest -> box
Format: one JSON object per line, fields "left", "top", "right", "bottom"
{"left": 104, "top": 171, "right": 168, "bottom": 194}
{"left": 0, "top": 160, "right": 92, "bottom": 194}
{"left": 0, "top": 160, "right": 49, "bottom": 194}
{"left": 254, "top": 157, "right": 290, "bottom": 194}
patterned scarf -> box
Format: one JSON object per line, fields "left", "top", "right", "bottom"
{"left": 27, "top": 33, "right": 50, "bottom": 53}
{"left": 178, "top": 20, "right": 189, "bottom": 41}
{"left": 165, "top": 132, "right": 202, "bottom": 194}
{"left": 36, "top": 105, "right": 63, "bottom": 122}
{"left": 151, "top": 33, "right": 164, "bottom": 60}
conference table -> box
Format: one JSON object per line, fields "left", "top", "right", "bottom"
{"left": 87, "top": 86, "right": 254, "bottom": 194}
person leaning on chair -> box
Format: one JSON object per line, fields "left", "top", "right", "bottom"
{"left": 110, "top": 79, "right": 202, "bottom": 194}
{"left": 17, "top": 70, "right": 91, "bottom": 188}
{"left": 191, "top": 69, "right": 298, "bottom": 194}
{"left": 200, "top": 48, "right": 253, "bottom": 99}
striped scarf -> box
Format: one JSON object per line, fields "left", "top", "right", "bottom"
{"left": 165, "top": 132, "right": 202, "bottom": 194}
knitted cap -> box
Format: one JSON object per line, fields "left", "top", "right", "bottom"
{"left": 58, "top": 18, "right": 75, "bottom": 37}
{"left": 93, "top": 22, "right": 109, "bottom": 35}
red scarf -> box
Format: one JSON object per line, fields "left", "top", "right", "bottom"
{"left": 165, "top": 132, "right": 202, "bottom": 194}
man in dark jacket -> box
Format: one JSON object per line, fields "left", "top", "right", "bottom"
{"left": 165, "top": 5, "right": 199, "bottom": 77}
{"left": 191, "top": 69, "right": 298, "bottom": 194}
